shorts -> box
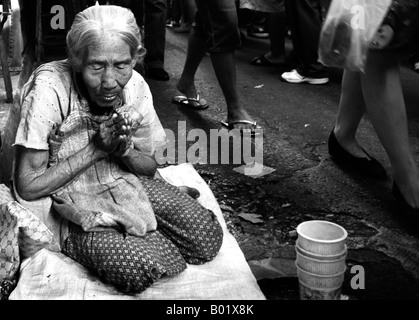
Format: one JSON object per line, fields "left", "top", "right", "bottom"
{"left": 192, "top": 0, "right": 241, "bottom": 53}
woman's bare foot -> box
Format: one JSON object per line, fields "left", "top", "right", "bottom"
{"left": 176, "top": 79, "right": 198, "bottom": 99}
{"left": 178, "top": 186, "right": 200, "bottom": 199}
{"left": 226, "top": 108, "right": 259, "bottom": 131}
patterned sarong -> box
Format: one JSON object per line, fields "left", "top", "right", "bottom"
{"left": 62, "top": 176, "right": 223, "bottom": 294}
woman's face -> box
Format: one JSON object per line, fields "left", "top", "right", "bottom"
{"left": 81, "top": 34, "right": 136, "bottom": 108}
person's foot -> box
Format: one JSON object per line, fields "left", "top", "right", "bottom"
{"left": 332, "top": 129, "right": 371, "bottom": 159}
{"left": 146, "top": 68, "right": 169, "bottom": 81}
{"left": 281, "top": 69, "right": 329, "bottom": 85}
{"left": 328, "top": 129, "right": 387, "bottom": 179}
{"left": 227, "top": 109, "right": 258, "bottom": 131}
{"left": 178, "top": 185, "right": 200, "bottom": 199}
{"left": 176, "top": 79, "right": 198, "bottom": 99}
{"left": 174, "top": 80, "right": 208, "bottom": 109}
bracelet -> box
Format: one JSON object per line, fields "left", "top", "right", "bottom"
{"left": 121, "top": 140, "right": 134, "bottom": 158}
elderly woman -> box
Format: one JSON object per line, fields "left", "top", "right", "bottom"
{"left": 12, "top": 5, "right": 223, "bottom": 294}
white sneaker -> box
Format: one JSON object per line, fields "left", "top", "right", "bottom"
{"left": 281, "top": 69, "right": 329, "bottom": 85}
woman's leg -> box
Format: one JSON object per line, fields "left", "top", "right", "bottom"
{"left": 361, "top": 50, "right": 419, "bottom": 209}
{"left": 333, "top": 70, "right": 369, "bottom": 159}
{"left": 210, "top": 51, "right": 256, "bottom": 127}
{"left": 138, "top": 176, "right": 224, "bottom": 264}
{"left": 176, "top": 32, "right": 208, "bottom": 99}
{"left": 62, "top": 222, "right": 187, "bottom": 294}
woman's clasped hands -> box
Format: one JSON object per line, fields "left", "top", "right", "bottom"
{"left": 94, "top": 108, "right": 138, "bottom": 157}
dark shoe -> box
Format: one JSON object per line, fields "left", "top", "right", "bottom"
{"left": 392, "top": 183, "right": 419, "bottom": 223}
{"left": 328, "top": 130, "right": 387, "bottom": 179}
{"left": 146, "top": 68, "right": 169, "bottom": 81}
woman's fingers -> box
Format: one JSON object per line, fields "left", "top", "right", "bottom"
{"left": 370, "top": 25, "right": 394, "bottom": 49}
{"left": 112, "top": 112, "right": 132, "bottom": 133}
{"left": 96, "top": 112, "right": 135, "bottom": 154}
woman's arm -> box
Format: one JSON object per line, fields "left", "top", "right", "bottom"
{"left": 119, "top": 147, "right": 158, "bottom": 177}
{"left": 15, "top": 113, "right": 129, "bottom": 200}
{"left": 111, "top": 109, "right": 158, "bottom": 177}
{"left": 15, "top": 142, "right": 106, "bottom": 201}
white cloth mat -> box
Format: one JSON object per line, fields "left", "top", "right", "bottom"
{"left": 9, "top": 163, "right": 266, "bottom": 300}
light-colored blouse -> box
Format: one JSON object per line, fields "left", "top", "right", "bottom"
{"left": 13, "top": 60, "right": 167, "bottom": 250}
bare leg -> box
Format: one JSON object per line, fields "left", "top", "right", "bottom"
{"left": 210, "top": 52, "right": 255, "bottom": 129}
{"left": 176, "top": 33, "right": 207, "bottom": 99}
{"left": 177, "top": 35, "right": 256, "bottom": 129}
{"left": 333, "top": 70, "right": 369, "bottom": 159}
{"left": 361, "top": 50, "right": 419, "bottom": 208}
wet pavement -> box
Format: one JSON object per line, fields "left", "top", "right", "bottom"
{"left": 1, "top": 27, "right": 419, "bottom": 300}
{"left": 155, "top": 28, "right": 419, "bottom": 300}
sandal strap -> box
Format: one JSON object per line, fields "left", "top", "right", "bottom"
{"left": 227, "top": 120, "right": 257, "bottom": 126}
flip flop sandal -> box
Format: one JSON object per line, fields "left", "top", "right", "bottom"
{"left": 172, "top": 95, "right": 209, "bottom": 110}
{"left": 220, "top": 120, "right": 263, "bottom": 136}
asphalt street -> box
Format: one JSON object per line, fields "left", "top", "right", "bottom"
{"left": 150, "top": 28, "right": 419, "bottom": 300}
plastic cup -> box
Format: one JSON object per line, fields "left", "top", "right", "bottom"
{"left": 296, "top": 250, "right": 346, "bottom": 275}
{"left": 296, "top": 263, "right": 346, "bottom": 289}
{"left": 296, "top": 241, "right": 347, "bottom": 261}
{"left": 296, "top": 220, "right": 348, "bottom": 256}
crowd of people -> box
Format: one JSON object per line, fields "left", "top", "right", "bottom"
{"left": 4, "top": 0, "right": 419, "bottom": 295}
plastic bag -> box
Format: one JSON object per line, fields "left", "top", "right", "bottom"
{"left": 318, "top": 0, "right": 392, "bottom": 72}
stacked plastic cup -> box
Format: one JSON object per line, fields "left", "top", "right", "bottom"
{"left": 295, "top": 220, "right": 348, "bottom": 300}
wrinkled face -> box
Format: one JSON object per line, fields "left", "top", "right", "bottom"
{"left": 81, "top": 34, "right": 136, "bottom": 108}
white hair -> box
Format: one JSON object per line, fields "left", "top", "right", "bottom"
{"left": 66, "top": 5, "right": 145, "bottom": 71}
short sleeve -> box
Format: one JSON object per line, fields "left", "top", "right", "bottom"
{"left": 123, "top": 72, "right": 167, "bottom": 156}
{"left": 14, "top": 65, "right": 70, "bottom": 151}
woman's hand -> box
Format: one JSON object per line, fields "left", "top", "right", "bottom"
{"left": 370, "top": 24, "right": 394, "bottom": 50}
{"left": 94, "top": 113, "right": 132, "bottom": 155}
{"left": 111, "top": 106, "right": 144, "bottom": 157}
{"left": 114, "top": 105, "right": 143, "bottom": 133}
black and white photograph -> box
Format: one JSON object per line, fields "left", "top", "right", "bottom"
{"left": 1, "top": 0, "right": 419, "bottom": 308}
